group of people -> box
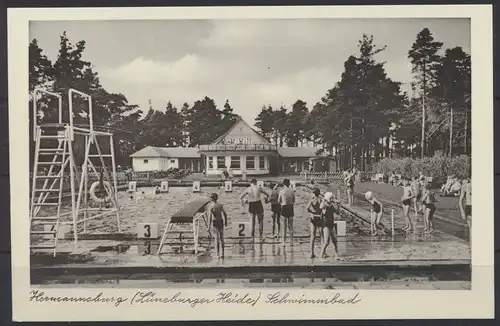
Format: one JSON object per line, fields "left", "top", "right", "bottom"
{"left": 206, "top": 178, "right": 342, "bottom": 260}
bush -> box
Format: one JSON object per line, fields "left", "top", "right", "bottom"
{"left": 373, "top": 155, "right": 471, "bottom": 182}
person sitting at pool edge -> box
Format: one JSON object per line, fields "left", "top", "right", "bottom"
{"left": 209, "top": 193, "right": 228, "bottom": 259}
{"left": 239, "top": 178, "right": 269, "bottom": 240}
{"left": 279, "top": 178, "right": 295, "bottom": 246}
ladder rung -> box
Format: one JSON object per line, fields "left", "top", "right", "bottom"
{"left": 31, "top": 244, "right": 56, "bottom": 250}
{"left": 39, "top": 152, "right": 64, "bottom": 156}
{"left": 31, "top": 230, "right": 56, "bottom": 235}
{"left": 37, "top": 162, "right": 63, "bottom": 165}
{"left": 39, "top": 148, "right": 64, "bottom": 152}
{"left": 40, "top": 123, "right": 66, "bottom": 128}
{"left": 88, "top": 155, "right": 113, "bottom": 157}
{"left": 40, "top": 135, "right": 66, "bottom": 139}
{"left": 34, "top": 189, "right": 60, "bottom": 192}
{"left": 32, "top": 202, "right": 59, "bottom": 206}
{"left": 34, "top": 175, "right": 61, "bottom": 179}
{"left": 32, "top": 216, "right": 58, "bottom": 221}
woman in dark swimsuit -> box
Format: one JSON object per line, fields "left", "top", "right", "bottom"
{"left": 306, "top": 188, "right": 324, "bottom": 258}
{"left": 319, "top": 192, "right": 341, "bottom": 260}
{"left": 421, "top": 182, "right": 437, "bottom": 233}
{"left": 365, "top": 191, "right": 385, "bottom": 236}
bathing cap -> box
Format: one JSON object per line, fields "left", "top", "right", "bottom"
{"left": 365, "top": 191, "right": 373, "bottom": 200}
{"left": 324, "top": 192, "right": 334, "bottom": 201}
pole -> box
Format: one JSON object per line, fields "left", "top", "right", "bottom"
{"left": 421, "top": 92, "right": 425, "bottom": 158}
{"left": 391, "top": 209, "right": 395, "bottom": 237}
{"left": 449, "top": 108, "right": 453, "bottom": 156}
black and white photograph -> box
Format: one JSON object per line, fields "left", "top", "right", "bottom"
{"left": 9, "top": 4, "right": 494, "bottom": 321}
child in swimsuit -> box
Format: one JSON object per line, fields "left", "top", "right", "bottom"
{"left": 319, "top": 192, "right": 341, "bottom": 260}
{"left": 306, "top": 188, "right": 324, "bottom": 258}
{"left": 345, "top": 169, "right": 355, "bottom": 206}
{"left": 421, "top": 182, "right": 437, "bottom": 233}
{"left": 401, "top": 177, "right": 415, "bottom": 232}
{"left": 209, "top": 193, "right": 228, "bottom": 259}
{"left": 365, "top": 191, "right": 385, "bottom": 236}
{"left": 269, "top": 183, "right": 281, "bottom": 238}
{"left": 411, "top": 176, "right": 422, "bottom": 215}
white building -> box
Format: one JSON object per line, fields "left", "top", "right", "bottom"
{"left": 198, "top": 118, "right": 276, "bottom": 176}
{"left": 130, "top": 146, "right": 201, "bottom": 172}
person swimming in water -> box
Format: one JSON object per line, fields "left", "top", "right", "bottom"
{"left": 365, "top": 191, "right": 385, "bottom": 236}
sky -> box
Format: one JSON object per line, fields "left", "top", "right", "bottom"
{"left": 30, "top": 18, "right": 470, "bottom": 125}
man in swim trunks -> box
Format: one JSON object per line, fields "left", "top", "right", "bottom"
{"left": 240, "top": 178, "right": 269, "bottom": 239}
{"left": 307, "top": 188, "right": 324, "bottom": 258}
{"left": 269, "top": 183, "right": 281, "bottom": 238}
{"left": 459, "top": 176, "right": 472, "bottom": 239}
{"left": 208, "top": 193, "right": 228, "bottom": 259}
{"left": 401, "top": 177, "right": 415, "bottom": 232}
{"left": 279, "top": 178, "right": 295, "bottom": 246}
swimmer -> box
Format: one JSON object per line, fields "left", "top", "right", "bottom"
{"left": 306, "top": 188, "right": 324, "bottom": 258}
{"left": 411, "top": 176, "right": 422, "bottom": 215}
{"left": 401, "top": 177, "right": 415, "bottom": 232}
{"left": 240, "top": 178, "right": 269, "bottom": 240}
{"left": 319, "top": 192, "right": 341, "bottom": 260}
{"left": 279, "top": 179, "right": 295, "bottom": 246}
{"left": 459, "top": 176, "right": 472, "bottom": 240}
{"left": 421, "top": 182, "right": 437, "bottom": 233}
{"left": 268, "top": 182, "right": 281, "bottom": 238}
{"left": 365, "top": 191, "right": 385, "bottom": 236}
{"left": 208, "top": 193, "right": 228, "bottom": 259}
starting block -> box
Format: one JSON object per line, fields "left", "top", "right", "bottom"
{"left": 128, "top": 181, "right": 137, "bottom": 192}
{"left": 224, "top": 180, "right": 232, "bottom": 192}
{"left": 192, "top": 181, "right": 201, "bottom": 192}
{"left": 334, "top": 220, "right": 347, "bottom": 237}
{"left": 257, "top": 180, "right": 264, "bottom": 188}
{"left": 232, "top": 220, "right": 252, "bottom": 238}
{"left": 137, "top": 222, "right": 160, "bottom": 239}
{"left": 160, "top": 181, "right": 169, "bottom": 192}
{"left": 157, "top": 197, "right": 211, "bottom": 255}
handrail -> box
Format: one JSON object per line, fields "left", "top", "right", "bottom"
{"left": 32, "top": 89, "right": 62, "bottom": 138}
{"left": 68, "top": 88, "right": 93, "bottom": 141}
{"left": 198, "top": 144, "right": 277, "bottom": 151}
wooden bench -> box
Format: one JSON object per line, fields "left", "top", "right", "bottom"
{"left": 157, "top": 197, "right": 211, "bottom": 255}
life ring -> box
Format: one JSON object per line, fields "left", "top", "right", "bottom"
{"left": 89, "top": 181, "right": 112, "bottom": 204}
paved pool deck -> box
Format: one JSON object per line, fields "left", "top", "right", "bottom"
{"left": 31, "top": 224, "right": 470, "bottom": 282}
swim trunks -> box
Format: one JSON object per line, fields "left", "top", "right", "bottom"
{"left": 271, "top": 203, "right": 281, "bottom": 215}
{"left": 248, "top": 201, "right": 264, "bottom": 214}
{"left": 423, "top": 202, "right": 436, "bottom": 218}
{"left": 465, "top": 205, "right": 472, "bottom": 217}
{"left": 212, "top": 219, "right": 224, "bottom": 229}
{"left": 311, "top": 215, "right": 323, "bottom": 227}
{"left": 402, "top": 199, "right": 412, "bottom": 206}
{"left": 371, "top": 201, "right": 381, "bottom": 214}
{"left": 281, "top": 204, "right": 294, "bottom": 218}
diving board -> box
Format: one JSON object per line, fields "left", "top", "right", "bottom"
{"left": 157, "top": 197, "right": 212, "bottom": 255}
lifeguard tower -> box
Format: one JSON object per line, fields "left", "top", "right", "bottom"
{"left": 30, "top": 88, "right": 121, "bottom": 256}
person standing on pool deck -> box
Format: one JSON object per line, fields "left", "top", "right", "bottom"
{"left": 345, "top": 168, "right": 355, "bottom": 206}
{"left": 365, "top": 191, "right": 385, "bottom": 236}
{"left": 208, "top": 193, "right": 228, "bottom": 259}
{"left": 411, "top": 176, "right": 423, "bottom": 215}
{"left": 239, "top": 178, "right": 269, "bottom": 240}
{"left": 269, "top": 182, "right": 281, "bottom": 238}
{"left": 306, "top": 188, "right": 324, "bottom": 258}
{"left": 421, "top": 182, "right": 437, "bottom": 234}
{"left": 319, "top": 192, "right": 341, "bottom": 260}
{"left": 278, "top": 178, "right": 296, "bottom": 246}
{"left": 401, "top": 177, "right": 415, "bottom": 232}
{"left": 459, "top": 176, "right": 472, "bottom": 238}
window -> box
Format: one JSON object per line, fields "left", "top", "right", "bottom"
{"left": 143, "top": 159, "right": 148, "bottom": 164}
{"left": 208, "top": 156, "right": 214, "bottom": 169}
{"left": 217, "top": 156, "right": 226, "bottom": 169}
{"left": 259, "top": 156, "right": 265, "bottom": 169}
{"left": 246, "top": 156, "right": 255, "bottom": 169}
{"left": 170, "top": 160, "right": 175, "bottom": 163}
{"left": 231, "top": 156, "right": 241, "bottom": 169}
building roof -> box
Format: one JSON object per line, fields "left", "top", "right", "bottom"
{"left": 210, "top": 117, "right": 269, "bottom": 145}
{"left": 130, "top": 146, "right": 201, "bottom": 158}
{"left": 277, "top": 147, "right": 322, "bottom": 158}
